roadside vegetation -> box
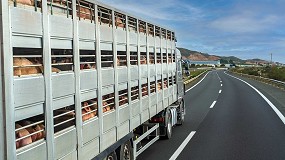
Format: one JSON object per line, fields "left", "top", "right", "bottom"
{"left": 183, "top": 69, "right": 207, "bottom": 81}
{"left": 231, "top": 66, "right": 285, "bottom": 82}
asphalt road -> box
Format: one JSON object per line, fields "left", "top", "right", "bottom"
{"left": 138, "top": 70, "right": 285, "bottom": 160}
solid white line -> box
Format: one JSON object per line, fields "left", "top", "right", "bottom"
{"left": 221, "top": 84, "right": 223, "bottom": 87}
{"left": 224, "top": 71, "right": 285, "bottom": 125}
{"left": 169, "top": 131, "right": 196, "bottom": 160}
{"left": 185, "top": 71, "right": 210, "bottom": 93}
{"left": 219, "top": 90, "right": 222, "bottom": 94}
{"left": 210, "top": 101, "right": 217, "bottom": 109}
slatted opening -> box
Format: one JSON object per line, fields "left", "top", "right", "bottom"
{"left": 13, "top": 48, "right": 43, "bottom": 77}
{"left": 155, "top": 26, "right": 161, "bottom": 37}
{"left": 140, "top": 52, "right": 147, "bottom": 65}
{"left": 139, "top": 20, "right": 146, "bottom": 33}
{"left": 163, "top": 78, "right": 168, "bottom": 88}
{"left": 48, "top": 0, "right": 73, "bottom": 18}
{"left": 130, "top": 51, "right": 138, "bottom": 65}
{"left": 128, "top": 16, "right": 137, "bottom": 32}
{"left": 150, "top": 81, "right": 156, "bottom": 94}
{"left": 167, "top": 31, "right": 171, "bottom": 40}
{"left": 168, "top": 52, "right": 172, "bottom": 64}
{"left": 161, "top": 29, "right": 166, "bottom": 39}
{"left": 15, "top": 114, "right": 45, "bottom": 149}
{"left": 98, "top": 6, "right": 112, "bottom": 26}
{"left": 169, "top": 76, "right": 173, "bottom": 86}
{"left": 9, "top": 0, "right": 42, "bottom": 11}
{"left": 76, "top": 0, "right": 95, "bottom": 22}
{"left": 81, "top": 98, "right": 98, "bottom": 122}
{"left": 51, "top": 49, "right": 73, "bottom": 72}
{"left": 119, "top": 88, "right": 128, "bottom": 107}
{"left": 102, "top": 93, "right": 115, "bottom": 113}
{"left": 148, "top": 24, "right": 154, "bottom": 37}
{"left": 172, "top": 32, "right": 175, "bottom": 41}
{"left": 173, "top": 76, "right": 176, "bottom": 85}
{"left": 101, "top": 50, "right": 114, "bottom": 68}
{"left": 149, "top": 52, "right": 155, "bottom": 64}
{"left": 131, "top": 85, "right": 139, "bottom": 101}
{"left": 141, "top": 81, "right": 148, "bottom": 97}
{"left": 117, "top": 51, "right": 127, "bottom": 66}
{"left": 163, "top": 52, "right": 167, "bottom": 63}
{"left": 53, "top": 105, "right": 76, "bottom": 133}
{"left": 115, "top": 12, "right": 126, "bottom": 29}
{"left": 80, "top": 50, "right": 96, "bottom": 70}
{"left": 156, "top": 52, "right": 161, "bottom": 64}
{"left": 173, "top": 52, "right": 176, "bottom": 63}
{"left": 157, "top": 79, "right": 162, "bottom": 91}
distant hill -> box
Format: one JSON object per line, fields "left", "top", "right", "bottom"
{"left": 177, "top": 47, "right": 268, "bottom": 65}
{"left": 178, "top": 47, "right": 220, "bottom": 61}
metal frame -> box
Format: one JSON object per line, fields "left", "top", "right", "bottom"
{"left": 0, "top": 1, "right": 6, "bottom": 158}
{"left": 133, "top": 123, "right": 160, "bottom": 159}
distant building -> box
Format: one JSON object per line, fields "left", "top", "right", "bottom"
{"left": 185, "top": 60, "right": 221, "bottom": 66}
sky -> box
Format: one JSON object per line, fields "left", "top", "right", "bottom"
{"left": 100, "top": 0, "right": 285, "bottom": 63}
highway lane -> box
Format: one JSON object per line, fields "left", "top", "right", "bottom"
{"left": 177, "top": 71, "right": 285, "bottom": 160}
{"left": 138, "top": 70, "right": 285, "bottom": 160}
{"left": 138, "top": 71, "right": 222, "bottom": 160}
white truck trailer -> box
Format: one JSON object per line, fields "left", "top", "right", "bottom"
{"left": 0, "top": 0, "right": 185, "bottom": 159}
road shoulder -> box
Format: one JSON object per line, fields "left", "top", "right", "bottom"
{"left": 229, "top": 72, "right": 285, "bottom": 118}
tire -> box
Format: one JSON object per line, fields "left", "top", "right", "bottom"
{"left": 163, "top": 110, "right": 172, "bottom": 139}
{"left": 103, "top": 151, "right": 117, "bottom": 160}
{"left": 116, "top": 140, "right": 134, "bottom": 160}
{"left": 177, "top": 100, "right": 185, "bottom": 126}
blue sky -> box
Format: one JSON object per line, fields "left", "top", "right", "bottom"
{"left": 100, "top": 0, "right": 285, "bottom": 63}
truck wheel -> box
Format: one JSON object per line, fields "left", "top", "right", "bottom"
{"left": 177, "top": 100, "right": 185, "bottom": 126}
{"left": 163, "top": 110, "right": 172, "bottom": 139}
{"left": 116, "top": 140, "right": 134, "bottom": 160}
{"left": 103, "top": 151, "right": 117, "bottom": 160}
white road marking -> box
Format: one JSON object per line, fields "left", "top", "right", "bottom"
{"left": 186, "top": 72, "right": 210, "bottom": 93}
{"left": 216, "top": 72, "right": 221, "bottom": 81}
{"left": 221, "top": 84, "right": 223, "bottom": 87}
{"left": 210, "top": 101, "right": 217, "bottom": 109}
{"left": 219, "top": 90, "right": 222, "bottom": 94}
{"left": 169, "top": 131, "right": 196, "bottom": 160}
{"left": 224, "top": 71, "right": 285, "bottom": 125}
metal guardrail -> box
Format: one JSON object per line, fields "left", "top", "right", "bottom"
{"left": 232, "top": 72, "right": 285, "bottom": 90}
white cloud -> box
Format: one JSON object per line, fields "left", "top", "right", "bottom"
{"left": 210, "top": 10, "right": 280, "bottom": 33}
{"left": 210, "top": 8, "right": 281, "bottom": 33}
{"left": 99, "top": 0, "right": 203, "bottom": 22}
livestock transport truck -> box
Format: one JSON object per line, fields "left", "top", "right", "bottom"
{"left": 0, "top": 0, "right": 185, "bottom": 159}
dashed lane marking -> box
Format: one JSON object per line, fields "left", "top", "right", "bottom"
{"left": 210, "top": 101, "right": 217, "bottom": 109}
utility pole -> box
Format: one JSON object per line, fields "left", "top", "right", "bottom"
{"left": 270, "top": 53, "right": 272, "bottom": 64}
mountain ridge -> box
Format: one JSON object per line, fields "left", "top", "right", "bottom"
{"left": 177, "top": 47, "right": 268, "bottom": 64}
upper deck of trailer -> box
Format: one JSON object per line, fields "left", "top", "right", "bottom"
{"left": 7, "top": 0, "right": 176, "bottom": 49}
